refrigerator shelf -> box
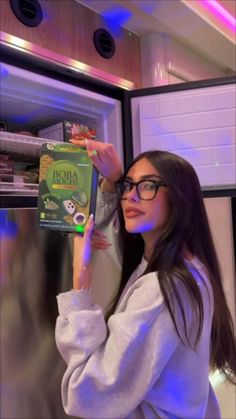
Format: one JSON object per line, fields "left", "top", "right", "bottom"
{"left": 0, "top": 131, "right": 59, "bottom": 162}
{"left": 0, "top": 181, "right": 39, "bottom": 196}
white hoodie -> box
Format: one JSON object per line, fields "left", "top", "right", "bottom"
{"left": 55, "top": 189, "right": 221, "bottom": 419}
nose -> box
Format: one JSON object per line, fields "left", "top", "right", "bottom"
{"left": 126, "top": 185, "right": 140, "bottom": 202}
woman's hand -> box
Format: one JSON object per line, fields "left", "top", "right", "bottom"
{"left": 69, "top": 139, "right": 122, "bottom": 191}
{"left": 73, "top": 214, "right": 94, "bottom": 290}
{"left": 92, "top": 229, "right": 112, "bottom": 250}
{"left": 73, "top": 217, "right": 112, "bottom": 290}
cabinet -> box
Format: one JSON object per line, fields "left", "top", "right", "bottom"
{"left": 0, "top": 0, "right": 141, "bottom": 88}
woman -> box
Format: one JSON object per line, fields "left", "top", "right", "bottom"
{"left": 55, "top": 139, "right": 236, "bottom": 419}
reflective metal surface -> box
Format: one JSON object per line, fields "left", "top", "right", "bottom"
{"left": 0, "top": 208, "right": 76, "bottom": 419}
{"left": 0, "top": 31, "right": 134, "bottom": 90}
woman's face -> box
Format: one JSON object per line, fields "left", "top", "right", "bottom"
{"left": 121, "top": 158, "right": 170, "bottom": 237}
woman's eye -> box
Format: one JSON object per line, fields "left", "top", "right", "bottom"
{"left": 143, "top": 182, "right": 155, "bottom": 190}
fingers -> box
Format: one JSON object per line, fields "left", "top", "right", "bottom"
{"left": 93, "top": 229, "right": 107, "bottom": 238}
{"left": 69, "top": 138, "right": 112, "bottom": 158}
{"left": 69, "top": 138, "right": 102, "bottom": 170}
{"left": 91, "top": 240, "right": 111, "bottom": 250}
{"left": 84, "top": 214, "right": 94, "bottom": 239}
{"left": 91, "top": 237, "right": 112, "bottom": 250}
{"left": 91, "top": 228, "right": 111, "bottom": 250}
{"left": 85, "top": 139, "right": 101, "bottom": 168}
{"left": 69, "top": 138, "right": 122, "bottom": 182}
{"left": 69, "top": 138, "right": 86, "bottom": 147}
{"left": 69, "top": 138, "right": 100, "bottom": 153}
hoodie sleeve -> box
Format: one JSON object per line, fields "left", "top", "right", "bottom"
{"left": 55, "top": 273, "right": 180, "bottom": 419}
{"left": 94, "top": 184, "right": 121, "bottom": 271}
{"left": 95, "top": 182, "right": 118, "bottom": 227}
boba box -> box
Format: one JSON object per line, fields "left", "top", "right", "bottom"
{"left": 38, "top": 143, "right": 98, "bottom": 233}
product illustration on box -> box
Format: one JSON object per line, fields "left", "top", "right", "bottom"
{"left": 38, "top": 143, "right": 98, "bottom": 233}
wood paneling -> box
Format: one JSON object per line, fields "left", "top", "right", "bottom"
{"left": 0, "top": 0, "right": 141, "bottom": 88}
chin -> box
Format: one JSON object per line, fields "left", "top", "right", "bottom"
{"left": 125, "top": 220, "right": 154, "bottom": 234}
{"left": 125, "top": 226, "right": 141, "bottom": 234}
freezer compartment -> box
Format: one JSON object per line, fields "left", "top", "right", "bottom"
{"left": 0, "top": 62, "right": 122, "bottom": 146}
{"left": 0, "top": 61, "right": 123, "bottom": 199}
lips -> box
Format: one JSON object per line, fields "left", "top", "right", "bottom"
{"left": 125, "top": 207, "right": 145, "bottom": 218}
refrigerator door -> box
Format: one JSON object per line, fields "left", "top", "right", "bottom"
{"left": 203, "top": 197, "right": 236, "bottom": 327}
{"left": 0, "top": 208, "right": 75, "bottom": 418}
{"left": 130, "top": 82, "right": 236, "bottom": 316}
{"left": 130, "top": 83, "right": 236, "bottom": 418}
{"left": 130, "top": 80, "right": 236, "bottom": 191}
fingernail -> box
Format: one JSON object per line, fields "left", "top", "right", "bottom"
{"left": 90, "top": 214, "right": 94, "bottom": 220}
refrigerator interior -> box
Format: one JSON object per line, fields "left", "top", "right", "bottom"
{"left": 0, "top": 62, "right": 123, "bottom": 142}
{"left": 0, "top": 61, "right": 123, "bottom": 418}
{"left": 0, "top": 61, "right": 123, "bottom": 194}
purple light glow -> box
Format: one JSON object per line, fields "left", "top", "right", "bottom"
{"left": 202, "top": 0, "right": 236, "bottom": 30}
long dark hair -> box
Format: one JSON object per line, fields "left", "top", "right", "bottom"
{"left": 107, "top": 150, "right": 236, "bottom": 383}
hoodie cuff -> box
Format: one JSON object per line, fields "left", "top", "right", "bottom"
{"left": 57, "top": 289, "right": 92, "bottom": 317}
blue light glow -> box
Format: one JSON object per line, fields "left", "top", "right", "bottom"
{"left": 8, "top": 114, "right": 33, "bottom": 124}
{"left": 139, "top": 3, "right": 157, "bottom": 15}
{"left": 0, "top": 210, "right": 18, "bottom": 238}
{"left": 0, "top": 64, "right": 9, "bottom": 78}
{"left": 102, "top": 5, "right": 132, "bottom": 37}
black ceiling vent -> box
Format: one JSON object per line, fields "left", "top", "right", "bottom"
{"left": 93, "top": 28, "right": 116, "bottom": 59}
{"left": 10, "top": 0, "right": 43, "bottom": 27}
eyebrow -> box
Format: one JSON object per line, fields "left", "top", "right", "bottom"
{"left": 125, "top": 174, "right": 164, "bottom": 181}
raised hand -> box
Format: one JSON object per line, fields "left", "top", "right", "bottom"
{"left": 69, "top": 139, "right": 122, "bottom": 190}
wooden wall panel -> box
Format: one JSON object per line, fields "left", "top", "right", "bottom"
{"left": 0, "top": 0, "right": 141, "bottom": 88}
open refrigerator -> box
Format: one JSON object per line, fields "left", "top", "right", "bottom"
{"left": 0, "top": 50, "right": 235, "bottom": 419}
{"left": 0, "top": 58, "right": 126, "bottom": 419}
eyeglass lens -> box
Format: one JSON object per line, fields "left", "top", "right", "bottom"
{"left": 118, "top": 180, "right": 163, "bottom": 200}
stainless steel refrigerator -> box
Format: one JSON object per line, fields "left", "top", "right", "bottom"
{"left": 1, "top": 49, "right": 235, "bottom": 419}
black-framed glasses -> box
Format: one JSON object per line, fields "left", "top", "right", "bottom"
{"left": 117, "top": 179, "right": 167, "bottom": 201}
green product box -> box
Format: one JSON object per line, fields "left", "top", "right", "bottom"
{"left": 38, "top": 143, "right": 98, "bottom": 233}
